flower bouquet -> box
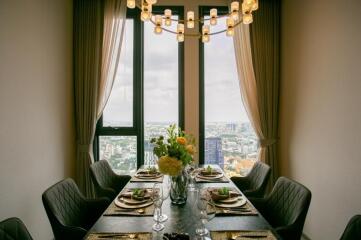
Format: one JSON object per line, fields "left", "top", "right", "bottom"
{"left": 151, "top": 124, "right": 196, "bottom": 205}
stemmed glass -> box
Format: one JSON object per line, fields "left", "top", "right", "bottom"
{"left": 154, "top": 179, "right": 170, "bottom": 223}
{"left": 187, "top": 163, "right": 199, "bottom": 192}
{"left": 152, "top": 183, "right": 165, "bottom": 231}
{"left": 194, "top": 189, "right": 216, "bottom": 239}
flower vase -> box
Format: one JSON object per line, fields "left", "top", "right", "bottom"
{"left": 170, "top": 169, "right": 188, "bottom": 205}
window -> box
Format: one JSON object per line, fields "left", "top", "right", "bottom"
{"left": 200, "top": 7, "right": 258, "bottom": 177}
{"left": 144, "top": 15, "right": 181, "bottom": 166}
{"left": 96, "top": 8, "right": 184, "bottom": 174}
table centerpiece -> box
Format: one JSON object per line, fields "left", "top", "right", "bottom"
{"left": 151, "top": 124, "right": 196, "bottom": 205}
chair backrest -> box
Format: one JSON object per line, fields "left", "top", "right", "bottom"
{"left": 265, "top": 177, "right": 311, "bottom": 239}
{"left": 42, "top": 178, "right": 87, "bottom": 231}
{"left": 340, "top": 215, "right": 361, "bottom": 240}
{"left": 247, "top": 161, "right": 271, "bottom": 192}
{"left": 90, "top": 160, "right": 114, "bottom": 190}
{"left": 0, "top": 217, "right": 33, "bottom": 240}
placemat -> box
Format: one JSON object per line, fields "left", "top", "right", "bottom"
{"left": 103, "top": 188, "right": 155, "bottom": 216}
{"left": 206, "top": 187, "right": 258, "bottom": 216}
{"left": 195, "top": 175, "right": 229, "bottom": 183}
{"left": 211, "top": 230, "right": 277, "bottom": 240}
{"left": 130, "top": 175, "right": 164, "bottom": 183}
{"left": 86, "top": 232, "right": 152, "bottom": 240}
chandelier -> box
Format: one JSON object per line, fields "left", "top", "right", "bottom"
{"left": 126, "top": 0, "right": 259, "bottom": 43}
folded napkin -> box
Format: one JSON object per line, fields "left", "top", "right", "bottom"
{"left": 86, "top": 232, "right": 152, "bottom": 240}
{"left": 210, "top": 230, "right": 277, "bottom": 240}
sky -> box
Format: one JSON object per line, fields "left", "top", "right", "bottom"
{"left": 103, "top": 17, "right": 250, "bottom": 126}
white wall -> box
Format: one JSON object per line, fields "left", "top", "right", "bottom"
{"left": 0, "top": 0, "right": 75, "bottom": 239}
{"left": 280, "top": 0, "right": 361, "bottom": 239}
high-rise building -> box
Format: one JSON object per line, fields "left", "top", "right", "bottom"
{"left": 205, "top": 137, "right": 224, "bottom": 169}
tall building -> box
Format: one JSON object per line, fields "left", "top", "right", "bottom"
{"left": 205, "top": 137, "right": 224, "bottom": 169}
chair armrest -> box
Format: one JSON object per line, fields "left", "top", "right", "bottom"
{"left": 230, "top": 176, "right": 250, "bottom": 192}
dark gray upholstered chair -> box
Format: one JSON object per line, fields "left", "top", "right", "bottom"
{"left": 249, "top": 177, "right": 312, "bottom": 240}
{"left": 230, "top": 161, "right": 271, "bottom": 198}
{"left": 0, "top": 217, "right": 33, "bottom": 240}
{"left": 42, "top": 178, "right": 110, "bottom": 240}
{"left": 340, "top": 215, "right": 361, "bottom": 240}
{"left": 90, "top": 160, "right": 131, "bottom": 200}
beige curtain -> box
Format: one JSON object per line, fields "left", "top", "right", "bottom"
{"left": 74, "top": 0, "right": 127, "bottom": 196}
{"left": 233, "top": 0, "right": 280, "bottom": 185}
{"left": 97, "top": 0, "right": 127, "bottom": 119}
{"left": 74, "top": 0, "right": 104, "bottom": 197}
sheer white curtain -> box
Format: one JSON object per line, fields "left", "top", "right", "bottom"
{"left": 233, "top": 24, "right": 266, "bottom": 161}
{"left": 97, "top": 0, "right": 127, "bottom": 119}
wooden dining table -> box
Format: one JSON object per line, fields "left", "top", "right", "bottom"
{"left": 86, "top": 165, "right": 280, "bottom": 239}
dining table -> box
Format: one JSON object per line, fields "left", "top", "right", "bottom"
{"left": 86, "top": 165, "right": 280, "bottom": 239}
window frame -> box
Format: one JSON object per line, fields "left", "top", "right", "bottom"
{"left": 95, "top": 6, "right": 184, "bottom": 170}
{"left": 199, "top": 6, "right": 230, "bottom": 165}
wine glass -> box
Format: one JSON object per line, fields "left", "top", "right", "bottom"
{"left": 194, "top": 189, "right": 216, "bottom": 238}
{"left": 187, "top": 163, "right": 199, "bottom": 191}
{"left": 154, "top": 179, "right": 170, "bottom": 223}
{"left": 152, "top": 183, "right": 164, "bottom": 231}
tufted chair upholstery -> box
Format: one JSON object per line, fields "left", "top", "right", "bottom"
{"left": 42, "top": 178, "right": 110, "bottom": 240}
{"left": 90, "top": 160, "right": 131, "bottom": 200}
{"left": 0, "top": 218, "right": 32, "bottom": 240}
{"left": 230, "top": 161, "right": 271, "bottom": 198}
{"left": 249, "top": 177, "right": 311, "bottom": 240}
{"left": 340, "top": 215, "right": 361, "bottom": 240}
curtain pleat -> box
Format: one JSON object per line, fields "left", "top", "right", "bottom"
{"left": 250, "top": 0, "right": 281, "bottom": 185}
{"left": 74, "top": 0, "right": 104, "bottom": 197}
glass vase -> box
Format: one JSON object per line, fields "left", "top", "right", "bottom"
{"left": 170, "top": 169, "right": 188, "bottom": 205}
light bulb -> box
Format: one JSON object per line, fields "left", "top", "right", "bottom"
{"left": 177, "top": 23, "right": 184, "bottom": 34}
{"left": 141, "top": 11, "right": 151, "bottom": 21}
{"left": 164, "top": 9, "right": 172, "bottom": 26}
{"left": 155, "top": 15, "right": 163, "bottom": 25}
{"left": 127, "top": 0, "right": 135, "bottom": 9}
{"left": 226, "top": 27, "right": 234, "bottom": 37}
{"left": 202, "top": 35, "right": 210, "bottom": 43}
{"left": 165, "top": 19, "right": 172, "bottom": 26}
{"left": 177, "top": 34, "right": 184, "bottom": 42}
{"left": 244, "top": 0, "right": 255, "bottom": 5}
{"left": 154, "top": 26, "right": 162, "bottom": 34}
{"left": 210, "top": 8, "right": 217, "bottom": 26}
{"left": 243, "top": 13, "right": 253, "bottom": 24}
{"left": 210, "top": 18, "right": 217, "bottom": 26}
{"left": 226, "top": 17, "right": 235, "bottom": 27}
{"left": 202, "top": 25, "right": 210, "bottom": 34}
{"left": 187, "top": 11, "right": 195, "bottom": 29}
{"left": 231, "top": 1, "right": 239, "bottom": 20}
{"left": 252, "top": 0, "right": 259, "bottom": 10}
{"left": 242, "top": 2, "right": 252, "bottom": 14}
{"left": 146, "top": 0, "right": 157, "bottom": 4}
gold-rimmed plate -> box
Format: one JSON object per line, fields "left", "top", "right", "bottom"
{"left": 215, "top": 197, "right": 247, "bottom": 208}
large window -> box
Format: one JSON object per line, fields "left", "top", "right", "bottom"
{"left": 200, "top": 7, "right": 258, "bottom": 177}
{"left": 96, "top": 8, "right": 184, "bottom": 175}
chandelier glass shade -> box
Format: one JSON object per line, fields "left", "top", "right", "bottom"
{"left": 126, "top": 0, "right": 259, "bottom": 43}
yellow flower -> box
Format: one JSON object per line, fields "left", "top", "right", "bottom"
{"left": 176, "top": 137, "right": 187, "bottom": 145}
{"left": 185, "top": 144, "right": 195, "bottom": 155}
{"left": 158, "top": 156, "right": 183, "bottom": 176}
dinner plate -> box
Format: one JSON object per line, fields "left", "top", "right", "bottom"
{"left": 218, "top": 196, "right": 239, "bottom": 204}
{"left": 135, "top": 172, "right": 162, "bottom": 179}
{"left": 121, "top": 197, "right": 148, "bottom": 205}
{"left": 114, "top": 197, "right": 153, "bottom": 209}
{"left": 197, "top": 172, "right": 224, "bottom": 180}
{"left": 215, "top": 197, "right": 247, "bottom": 208}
